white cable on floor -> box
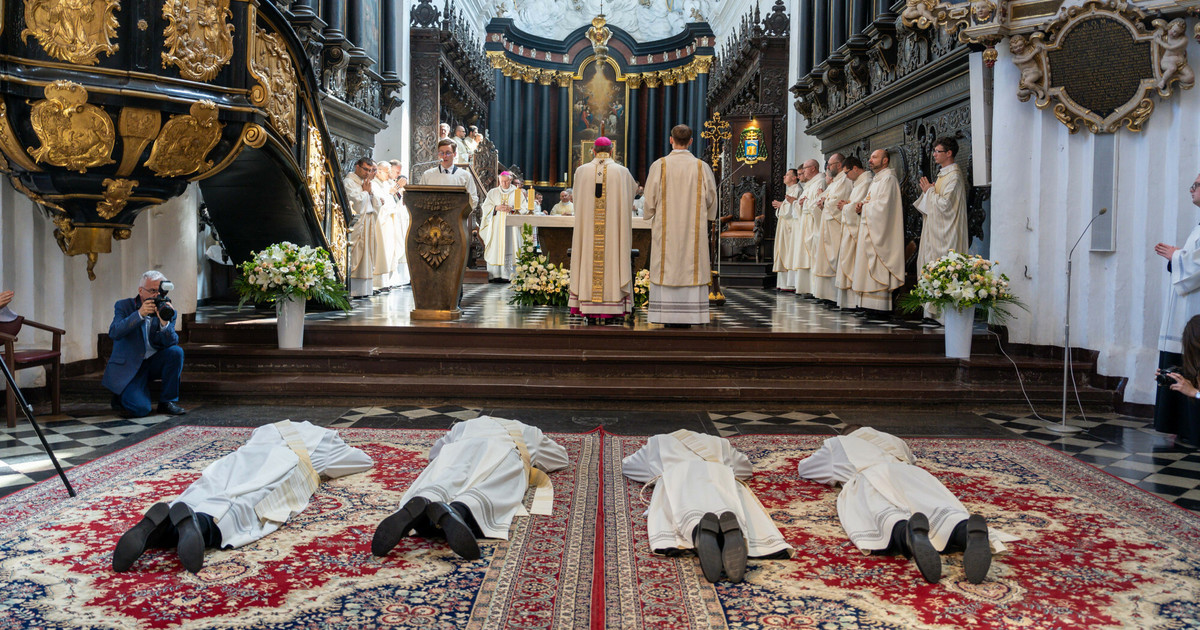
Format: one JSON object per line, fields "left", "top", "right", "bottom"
{"left": 988, "top": 329, "right": 1098, "bottom": 441}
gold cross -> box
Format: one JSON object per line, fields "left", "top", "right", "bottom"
{"left": 701, "top": 112, "right": 731, "bottom": 169}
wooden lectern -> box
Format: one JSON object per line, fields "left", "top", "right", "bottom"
{"left": 401, "top": 185, "right": 474, "bottom": 320}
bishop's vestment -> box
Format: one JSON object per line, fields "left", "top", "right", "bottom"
{"left": 569, "top": 154, "right": 636, "bottom": 316}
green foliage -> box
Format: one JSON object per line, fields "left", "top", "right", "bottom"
{"left": 899, "top": 250, "right": 1026, "bottom": 324}
{"left": 233, "top": 241, "right": 351, "bottom": 311}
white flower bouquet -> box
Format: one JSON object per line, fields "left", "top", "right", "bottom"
{"left": 510, "top": 224, "right": 571, "bottom": 307}
{"left": 633, "top": 268, "right": 650, "bottom": 307}
{"left": 900, "top": 250, "right": 1024, "bottom": 323}
{"left": 234, "top": 241, "right": 350, "bottom": 310}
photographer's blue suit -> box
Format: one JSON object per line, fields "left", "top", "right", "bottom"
{"left": 101, "top": 297, "right": 184, "bottom": 417}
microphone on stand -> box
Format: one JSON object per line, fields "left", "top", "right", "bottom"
{"left": 1047, "top": 206, "right": 1108, "bottom": 434}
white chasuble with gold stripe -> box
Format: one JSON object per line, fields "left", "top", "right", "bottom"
{"left": 643, "top": 149, "right": 718, "bottom": 287}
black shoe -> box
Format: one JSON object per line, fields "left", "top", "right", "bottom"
{"left": 372, "top": 496, "right": 431, "bottom": 557}
{"left": 113, "top": 502, "right": 173, "bottom": 572}
{"left": 110, "top": 394, "right": 123, "bottom": 412}
{"left": 158, "top": 401, "right": 187, "bottom": 416}
{"left": 961, "top": 514, "right": 991, "bottom": 584}
{"left": 426, "top": 501, "right": 480, "bottom": 560}
{"left": 717, "top": 511, "right": 747, "bottom": 583}
{"left": 170, "top": 502, "right": 205, "bottom": 573}
{"left": 693, "top": 513, "right": 723, "bottom": 583}
{"left": 905, "top": 512, "right": 942, "bottom": 584}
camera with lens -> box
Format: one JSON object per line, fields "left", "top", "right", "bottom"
{"left": 1156, "top": 366, "right": 1182, "bottom": 386}
{"left": 153, "top": 280, "right": 175, "bottom": 321}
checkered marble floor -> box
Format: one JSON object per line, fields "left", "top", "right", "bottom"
{"left": 3, "top": 404, "right": 1195, "bottom": 513}
{"left": 193, "top": 285, "right": 955, "bottom": 333}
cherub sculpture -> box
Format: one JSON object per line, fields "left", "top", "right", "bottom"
{"left": 901, "top": 0, "right": 939, "bottom": 28}
{"left": 1009, "top": 34, "right": 1047, "bottom": 104}
{"left": 1152, "top": 18, "right": 1194, "bottom": 93}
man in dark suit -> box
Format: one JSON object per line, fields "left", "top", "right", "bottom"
{"left": 102, "top": 270, "right": 186, "bottom": 417}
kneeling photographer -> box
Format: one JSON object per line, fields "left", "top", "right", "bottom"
{"left": 102, "top": 270, "right": 187, "bottom": 417}
{"left": 1157, "top": 315, "right": 1200, "bottom": 448}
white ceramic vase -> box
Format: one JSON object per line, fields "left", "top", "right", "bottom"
{"left": 276, "top": 296, "right": 306, "bottom": 349}
{"left": 943, "top": 305, "right": 975, "bottom": 359}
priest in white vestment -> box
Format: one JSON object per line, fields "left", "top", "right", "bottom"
{"left": 835, "top": 158, "right": 873, "bottom": 309}
{"left": 344, "top": 158, "right": 388, "bottom": 298}
{"left": 791, "top": 159, "right": 826, "bottom": 296}
{"left": 387, "top": 161, "right": 412, "bottom": 286}
{"left": 851, "top": 150, "right": 905, "bottom": 314}
{"left": 622, "top": 430, "right": 793, "bottom": 583}
{"left": 914, "top": 138, "right": 970, "bottom": 319}
{"left": 1153, "top": 172, "right": 1200, "bottom": 446}
{"left": 452, "top": 126, "right": 471, "bottom": 164}
{"left": 550, "top": 189, "right": 575, "bottom": 215}
{"left": 113, "top": 420, "right": 373, "bottom": 573}
{"left": 772, "top": 169, "right": 800, "bottom": 291}
{"left": 796, "top": 426, "right": 1014, "bottom": 585}
{"left": 569, "top": 138, "right": 636, "bottom": 319}
{"left": 374, "top": 163, "right": 402, "bottom": 289}
{"left": 480, "top": 171, "right": 525, "bottom": 281}
{"left": 632, "top": 185, "right": 645, "bottom": 217}
{"left": 812, "top": 154, "right": 852, "bottom": 302}
{"left": 643, "top": 125, "right": 718, "bottom": 326}
{"left": 372, "top": 416, "right": 568, "bottom": 560}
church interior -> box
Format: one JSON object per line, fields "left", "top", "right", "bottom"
{"left": 1, "top": 0, "right": 1200, "bottom": 627}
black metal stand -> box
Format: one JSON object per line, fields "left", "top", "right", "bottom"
{"left": 0, "top": 359, "right": 75, "bottom": 496}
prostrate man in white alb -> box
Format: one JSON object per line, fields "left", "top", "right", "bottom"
{"left": 914, "top": 137, "right": 969, "bottom": 320}
{"left": 643, "top": 124, "right": 718, "bottom": 326}
{"left": 792, "top": 159, "right": 826, "bottom": 297}
{"left": 343, "top": 158, "right": 388, "bottom": 298}
{"left": 796, "top": 425, "right": 1015, "bottom": 585}
{"left": 113, "top": 420, "right": 373, "bottom": 573}
{"left": 550, "top": 189, "right": 574, "bottom": 216}
{"left": 569, "top": 136, "right": 636, "bottom": 321}
{"left": 622, "top": 430, "right": 793, "bottom": 583}
{"left": 812, "top": 153, "right": 852, "bottom": 302}
{"left": 479, "top": 170, "right": 525, "bottom": 282}
{"left": 372, "top": 416, "right": 568, "bottom": 560}
{"left": 772, "top": 168, "right": 800, "bottom": 291}
{"left": 835, "top": 157, "right": 873, "bottom": 310}
{"left": 851, "top": 149, "right": 905, "bottom": 316}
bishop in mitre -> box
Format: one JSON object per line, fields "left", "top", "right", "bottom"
{"left": 797, "top": 426, "right": 1016, "bottom": 585}
{"left": 114, "top": 421, "right": 373, "bottom": 573}
{"left": 480, "top": 171, "right": 525, "bottom": 282}
{"left": 569, "top": 137, "right": 636, "bottom": 321}
{"left": 643, "top": 125, "right": 718, "bottom": 326}
{"left": 914, "top": 137, "right": 969, "bottom": 319}
{"left": 622, "top": 430, "right": 794, "bottom": 583}
{"left": 344, "top": 158, "right": 388, "bottom": 298}
{"left": 851, "top": 149, "right": 905, "bottom": 314}
{"left": 372, "top": 416, "right": 568, "bottom": 560}
{"left": 791, "top": 159, "right": 826, "bottom": 296}
{"left": 772, "top": 168, "right": 801, "bottom": 291}
{"left": 835, "top": 157, "right": 873, "bottom": 309}
{"left": 812, "top": 153, "right": 852, "bottom": 302}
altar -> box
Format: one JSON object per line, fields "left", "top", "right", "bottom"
{"left": 506, "top": 214, "right": 653, "bottom": 272}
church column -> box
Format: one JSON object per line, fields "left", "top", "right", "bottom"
{"left": 694, "top": 56, "right": 711, "bottom": 161}
{"left": 511, "top": 71, "right": 524, "bottom": 168}
{"left": 292, "top": 0, "right": 317, "bottom": 15}
{"left": 644, "top": 73, "right": 661, "bottom": 173}
{"left": 381, "top": 0, "right": 399, "bottom": 80}
{"left": 674, "top": 75, "right": 686, "bottom": 140}
{"left": 873, "top": 0, "right": 893, "bottom": 19}
{"left": 852, "top": 0, "right": 871, "bottom": 35}
{"left": 831, "top": 0, "right": 848, "bottom": 51}
{"left": 322, "top": 0, "right": 346, "bottom": 42}
{"left": 812, "top": 0, "right": 829, "bottom": 66}
{"left": 538, "top": 72, "right": 552, "bottom": 184}
{"left": 557, "top": 72, "right": 571, "bottom": 184}
{"left": 626, "top": 74, "right": 641, "bottom": 178}
{"left": 491, "top": 67, "right": 505, "bottom": 161}
{"left": 344, "top": 0, "right": 367, "bottom": 53}
{"left": 797, "top": 0, "right": 813, "bottom": 76}
{"left": 662, "top": 74, "right": 676, "bottom": 156}
{"left": 523, "top": 77, "right": 536, "bottom": 178}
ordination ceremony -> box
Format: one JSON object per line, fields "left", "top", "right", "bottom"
{"left": 3, "top": 0, "right": 1200, "bottom": 627}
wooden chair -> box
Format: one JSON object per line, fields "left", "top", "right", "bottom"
{"left": 719, "top": 177, "right": 766, "bottom": 262}
{"left": 0, "top": 316, "right": 64, "bottom": 427}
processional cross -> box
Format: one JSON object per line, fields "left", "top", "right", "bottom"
{"left": 701, "top": 112, "right": 730, "bottom": 170}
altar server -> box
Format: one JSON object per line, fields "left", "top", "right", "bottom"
{"left": 569, "top": 137, "right": 636, "bottom": 320}
{"left": 796, "top": 426, "right": 1015, "bottom": 584}
{"left": 812, "top": 153, "right": 852, "bottom": 302}
{"left": 643, "top": 124, "right": 718, "bottom": 326}
{"left": 113, "top": 421, "right": 373, "bottom": 573}
{"left": 914, "top": 137, "right": 969, "bottom": 319}
{"left": 1153, "top": 172, "right": 1200, "bottom": 446}
{"left": 772, "top": 168, "right": 801, "bottom": 291}
{"left": 345, "top": 158, "right": 388, "bottom": 298}
{"left": 851, "top": 149, "right": 905, "bottom": 314}
{"left": 479, "top": 171, "right": 525, "bottom": 281}
{"left": 835, "top": 157, "right": 873, "bottom": 309}
{"left": 372, "top": 416, "right": 568, "bottom": 560}
{"left": 622, "top": 430, "right": 793, "bottom": 583}
{"left": 792, "top": 159, "right": 826, "bottom": 296}
{"left": 422, "top": 140, "right": 479, "bottom": 208}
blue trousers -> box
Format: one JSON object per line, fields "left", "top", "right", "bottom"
{"left": 119, "top": 346, "right": 184, "bottom": 417}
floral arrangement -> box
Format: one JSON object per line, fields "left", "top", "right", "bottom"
{"left": 634, "top": 269, "right": 650, "bottom": 308}
{"left": 234, "top": 241, "right": 350, "bottom": 310}
{"left": 510, "top": 224, "right": 571, "bottom": 308}
{"left": 900, "top": 250, "right": 1025, "bottom": 323}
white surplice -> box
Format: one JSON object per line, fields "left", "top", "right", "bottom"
{"left": 850, "top": 167, "right": 905, "bottom": 311}
{"left": 773, "top": 183, "right": 801, "bottom": 290}
{"left": 622, "top": 431, "right": 793, "bottom": 557}
{"left": 812, "top": 172, "right": 853, "bottom": 301}
{"left": 791, "top": 175, "right": 827, "bottom": 294}
{"left": 174, "top": 421, "right": 373, "bottom": 549}
{"left": 480, "top": 185, "right": 525, "bottom": 280}
{"left": 835, "top": 171, "right": 873, "bottom": 308}
{"left": 399, "top": 416, "right": 568, "bottom": 539}
{"left": 796, "top": 427, "right": 1015, "bottom": 555}
{"left": 420, "top": 165, "right": 480, "bottom": 209}
{"left": 1159, "top": 222, "right": 1200, "bottom": 353}
{"left": 344, "top": 172, "right": 387, "bottom": 297}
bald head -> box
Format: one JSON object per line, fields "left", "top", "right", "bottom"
{"left": 800, "top": 159, "right": 820, "bottom": 182}
{"left": 868, "top": 149, "right": 890, "bottom": 173}
{"left": 826, "top": 152, "right": 845, "bottom": 176}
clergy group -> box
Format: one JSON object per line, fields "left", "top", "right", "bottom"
{"left": 343, "top": 157, "right": 413, "bottom": 299}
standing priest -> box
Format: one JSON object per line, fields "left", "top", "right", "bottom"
{"left": 479, "top": 171, "right": 525, "bottom": 282}
{"left": 914, "top": 137, "right": 969, "bottom": 320}
{"left": 792, "top": 159, "right": 826, "bottom": 297}
{"left": 643, "top": 125, "right": 718, "bottom": 327}
{"left": 812, "top": 153, "right": 852, "bottom": 302}
{"left": 772, "top": 168, "right": 800, "bottom": 291}
{"left": 344, "top": 158, "right": 388, "bottom": 298}
{"left": 569, "top": 137, "right": 636, "bottom": 321}
{"left": 851, "top": 149, "right": 905, "bottom": 316}
{"left": 835, "top": 157, "right": 873, "bottom": 310}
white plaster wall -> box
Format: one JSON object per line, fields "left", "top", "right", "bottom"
{"left": 989, "top": 40, "right": 1200, "bottom": 405}
{"left": 0, "top": 182, "right": 199, "bottom": 389}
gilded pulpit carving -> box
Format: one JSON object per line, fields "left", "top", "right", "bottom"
{"left": 145, "top": 100, "right": 224, "bottom": 176}
{"left": 21, "top": 0, "right": 120, "bottom": 65}
{"left": 27, "top": 81, "right": 116, "bottom": 173}
{"left": 161, "top": 0, "right": 235, "bottom": 82}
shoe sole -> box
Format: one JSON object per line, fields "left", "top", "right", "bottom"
{"left": 718, "top": 511, "right": 747, "bottom": 583}
{"left": 170, "top": 503, "right": 205, "bottom": 574}
{"left": 694, "top": 513, "right": 723, "bottom": 583}
{"left": 372, "top": 496, "right": 430, "bottom": 557}
{"left": 113, "top": 502, "right": 171, "bottom": 572}
{"left": 427, "top": 502, "right": 480, "bottom": 560}
{"left": 962, "top": 514, "right": 991, "bottom": 584}
{"left": 907, "top": 512, "right": 942, "bottom": 584}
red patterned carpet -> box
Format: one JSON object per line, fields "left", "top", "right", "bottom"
{"left": 0, "top": 426, "right": 600, "bottom": 629}
{"left": 603, "top": 434, "right": 1200, "bottom": 629}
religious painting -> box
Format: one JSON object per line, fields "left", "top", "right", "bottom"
{"left": 359, "top": 0, "right": 381, "bottom": 67}
{"left": 571, "top": 57, "right": 626, "bottom": 174}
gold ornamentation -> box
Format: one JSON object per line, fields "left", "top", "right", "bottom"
{"left": 625, "top": 73, "right": 642, "bottom": 89}
{"left": 137, "top": 19, "right": 148, "bottom": 31}
{"left": 642, "top": 72, "right": 662, "bottom": 88}
{"left": 97, "top": 177, "right": 138, "bottom": 219}
{"left": 330, "top": 200, "right": 348, "bottom": 278}
{"left": 27, "top": 81, "right": 116, "bottom": 173}
{"left": 249, "top": 27, "right": 298, "bottom": 144}
{"left": 145, "top": 100, "right": 223, "bottom": 176}
{"left": 416, "top": 215, "right": 455, "bottom": 268}
{"left": 586, "top": 14, "right": 612, "bottom": 60}
{"left": 52, "top": 214, "right": 112, "bottom": 280}
{"left": 306, "top": 125, "right": 327, "bottom": 223}
{"left": 1124, "top": 98, "right": 1154, "bottom": 131}
{"left": 8, "top": 174, "right": 64, "bottom": 211}
{"left": 1053, "top": 103, "right": 1079, "bottom": 133}
{"left": 116, "top": 107, "right": 162, "bottom": 176}
{"left": 693, "top": 55, "right": 713, "bottom": 73}
{"left": 0, "top": 102, "right": 42, "bottom": 172}
{"left": 161, "top": 0, "right": 235, "bottom": 82}
{"left": 20, "top": 0, "right": 120, "bottom": 65}
{"left": 701, "top": 111, "right": 731, "bottom": 169}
